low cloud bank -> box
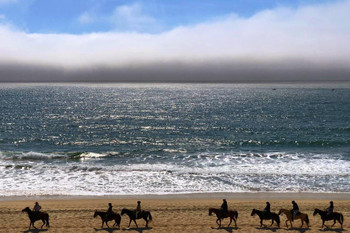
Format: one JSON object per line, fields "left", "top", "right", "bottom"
{"left": 0, "top": 0, "right": 350, "bottom": 82}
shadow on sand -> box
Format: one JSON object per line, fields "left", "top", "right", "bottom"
{"left": 285, "top": 227, "right": 311, "bottom": 233}
{"left": 94, "top": 227, "right": 120, "bottom": 233}
{"left": 121, "top": 227, "right": 152, "bottom": 233}
{"left": 22, "top": 229, "right": 48, "bottom": 233}
{"left": 319, "top": 228, "right": 346, "bottom": 232}
{"left": 255, "top": 227, "right": 280, "bottom": 232}
{"left": 211, "top": 226, "right": 239, "bottom": 233}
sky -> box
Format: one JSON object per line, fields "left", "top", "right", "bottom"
{"left": 0, "top": 0, "right": 350, "bottom": 82}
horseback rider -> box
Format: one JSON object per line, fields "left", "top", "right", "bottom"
{"left": 220, "top": 199, "right": 228, "bottom": 217}
{"left": 291, "top": 200, "right": 300, "bottom": 221}
{"left": 106, "top": 203, "right": 114, "bottom": 218}
{"left": 263, "top": 202, "right": 271, "bottom": 217}
{"left": 326, "top": 201, "right": 334, "bottom": 216}
{"left": 136, "top": 201, "right": 141, "bottom": 218}
{"left": 33, "top": 202, "right": 41, "bottom": 212}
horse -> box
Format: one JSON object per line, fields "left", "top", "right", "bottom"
{"left": 313, "top": 209, "right": 343, "bottom": 229}
{"left": 278, "top": 209, "right": 309, "bottom": 228}
{"left": 251, "top": 209, "right": 280, "bottom": 228}
{"left": 22, "top": 207, "right": 50, "bottom": 229}
{"left": 121, "top": 208, "right": 152, "bottom": 228}
{"left": 93, "top": 211, "right": 121, "bottom": 228}
{"left": 208, "top": 208, "right": 238, "bottom": 227}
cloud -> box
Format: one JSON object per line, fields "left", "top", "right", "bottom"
{"left": 78, "top": 12, "right": 96, "bottom": 24}
{"left": 0, "top": 0, "right": 17, "bottom": 5}
{"left": 110, "top": 2, "right": 157, "bottom": 32}
{"left": 1, "top": 0, "right": 350, "bottom": 82}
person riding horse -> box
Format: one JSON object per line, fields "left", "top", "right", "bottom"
{"left": 106, "top": 203, "right": 114, "bottom": 219}
{"left": 263, "top": 202, "right": 271, "bottom": 217}
{"left": 220, "top": 199, "right": 228, "bottom": 217}
{"left": 291, "top": 201, "right": 300, "bottom": 221}
{"left": 136, "top": 201, "right": 141, "bottom": 218}
{"left": 33, "top": 202, "right": 41, "bottom": 212}
{"left": 326, "top": 201, "right": 334, "bottom": 216}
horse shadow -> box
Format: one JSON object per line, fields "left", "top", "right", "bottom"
{"left": 319, "top": 228, "right": 346, "bottom": 232}
{"left": 122, "top": 227, "right": 152, "bottom": 233}
{"left": 94, "top": 227, "right": 120, "bottom": 233}
{"left": 256, "top": 227, "right": 280, "bottom": 232}
{"left": 211, "top": 226, "right": 239, "bottom": 232}
{"left": 22, "top": 229, "right": 48, "bottom": 233}
{"left": 286, "top": 227, "right": 311, "bottom": 233}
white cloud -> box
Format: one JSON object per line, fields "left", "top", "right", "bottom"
{"left": 110, "top": 2, "right": 157, "bottom": 31}
{"left": 78, "top": 12, "right": 96, "bottom": 24}
{"left": 0, "top": 0, "right": 17, "bottom": 6}
{"left": 0, "top": 0, "right": 350, "bottom": 73}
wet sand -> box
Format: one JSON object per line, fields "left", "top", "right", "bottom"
{"left": 0, "top": 193, "right": 348, "bottom": 233}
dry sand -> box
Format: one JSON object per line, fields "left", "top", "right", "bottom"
{"left": 0, "top": 193, "right": 349, "bottom": 233}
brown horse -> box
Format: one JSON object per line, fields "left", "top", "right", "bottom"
{"left": 121, "top": 208, "right": 152, "bottom": 228}
{"left": 208, "top": 208, "right": 238, "bottom": 227}
{"left": 22, "top": 207, "right": 50, "bottom": 229}
{"left": 278, "top": 209, "right": 309, "bottom": 228}
{"left": 94, "top": 211, "right": 121, "bottom": 228}
{"left": 313, "top": 209, "right": 344, "bottom": 229}
{"left": 251, "top": 209, "right": 280, "bottom": 228}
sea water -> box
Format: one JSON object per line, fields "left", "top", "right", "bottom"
{"left": 0, "top": 83, "right": 349, "bottom": 196}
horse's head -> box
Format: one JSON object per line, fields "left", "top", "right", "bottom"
{"left": 251, "top": 209, "right": 256, "bottom": 216}
{"left": 313, "top": 209, "right": 319, "bottom": 216}
{"left": 93, "top": 210, "right": 98, "bottom": 218}
{"left": 22, "top": 207, "right": 30, "bottom": 213}
{"left": 278, "top": 209, "right": 282, "bottom": 215}
{"left": 121, "top": 208, "right": 126, "bottom": 215}
{"left": 208, "top": 208, "right": 212, "bottom": 216}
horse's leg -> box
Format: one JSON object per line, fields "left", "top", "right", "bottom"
{"left": 260, "top": 219, "right": 264, "bottom": 227}
{"left": 234, "top": 217, "right": 237, "bottom": 228}
{"left": 322, "top": 220, "right": 325, "bottom": 228}
{"left": 28, "top": 221, "right": 32, "bottom": 229}
{"left": 228, "top": 217, "right": 232, "bottom": 227}
{"left": 106, "top": 220, "right": 110, "bottom": 228}
{"left": 219, "top": 219, "right": 222, "bottom": 227}
{"left": 41, "top": 220, "right": 45, "bottom": 229}
{"left": 144, "top": 216, "right": 149, "bottom": 228}
{"left": 300, "top": 219, "right": 304, "bottom": 228}
{"left": 133, "top": 219, "right": 138, "bottom": 228}
{"left": 216, "top": 218, "right": 220, "bottom": 226}
{"left": 331, "top": 219, "right": 336, "bottom": 228}
{"left": 128, "top": 219, "right": 132, "bottom": 227}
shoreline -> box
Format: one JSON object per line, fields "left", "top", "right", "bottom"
{"left": 1, "top": 191, "right": 349, "bottom": 202}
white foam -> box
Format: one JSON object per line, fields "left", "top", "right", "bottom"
{"left": 0, "top": 151, "right": 349, "bottom": 196}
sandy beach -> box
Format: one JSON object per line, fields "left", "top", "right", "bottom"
{"left": 0, "top": 193, "right": 348, "bottom": 233}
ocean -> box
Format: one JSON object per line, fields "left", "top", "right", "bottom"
{"left": 0, "top": 83, "right": 349, "bottom": 196}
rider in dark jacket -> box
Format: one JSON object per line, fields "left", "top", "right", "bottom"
{"left": 291, "top": 201, "right": 300, "bottom": 221}
{"left": 326, "top": 201, "right": 334, "bottom": 216}
{"left": 221, "top": 199, "right": 228, "bottom": 216}
{"left": 263, "top": 202, "right": 271, "bottom": 216}
{"left": 106, "top": 203, "right": 113, "bottom": 218}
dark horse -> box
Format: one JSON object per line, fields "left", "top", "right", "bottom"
{"left": 251, "top": 209, "right": 280, "bottom": 228}
{"left": 313, "top": 209, "right": 344, "bottom": 229}
{"left": 121, "top": 208, "right": 152, "bottom": 228}
{"left": 22, "top": 207, "right": 50, "bottom": 229}
{"left": 208, "top": 208, "right": 238, "bottom": 227}
{"left": 93, "top": 211, "right": 121, "bottom": 228}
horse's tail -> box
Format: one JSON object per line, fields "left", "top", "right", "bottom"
{"left": 148, "top": 212, "right": 152, "bottom": 221}
{"left": 305, "top": 214, "right": 310, "bottom": 226}
{"left": 235, "top": 211, "right": 238, "bottom": 220}
{"left": 276, "top": 214, "right": 280, "bottom": 227}
{"left": 46, "top": 214, "right": 50, "bottom": 227}
{"left": 117, "top": 214, "right": 121, "bottom": 226}
{"left": 340, "top": 213, "right": 344, "bottom": 224}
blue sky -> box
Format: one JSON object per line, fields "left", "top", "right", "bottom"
{"left": 0, "top": 0, "right": 333, "bottom": 34}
